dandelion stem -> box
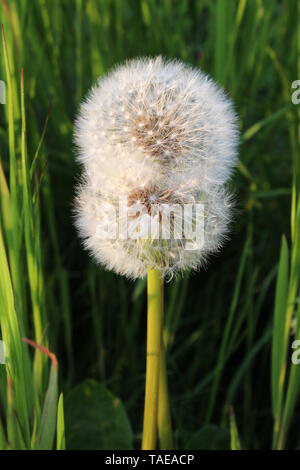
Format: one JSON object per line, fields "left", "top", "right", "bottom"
{"left": 142, "top": 268, "right": 162, "bottom": 450}
{"left": 157, "top": 280, "right": 173, "bottom": 450}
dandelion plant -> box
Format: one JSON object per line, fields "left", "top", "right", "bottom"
{"left": 74, "top": 57, "right": 239, "bottom": 450}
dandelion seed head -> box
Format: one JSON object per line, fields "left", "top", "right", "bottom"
{"left": 74, "top": 57, "right": 239, "bottom": 279}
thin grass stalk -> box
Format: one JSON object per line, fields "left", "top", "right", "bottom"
{"left": 273, "top": 4, "right": 300, "bottom": 447}
{"left": 20, "top": 69, "right": 47, "bottom": 396}
{"left": 142, "top": 267, "right": 162, "bottom": 450}
{"left": 1, "top": 26, "right": 25, "bottom": 318}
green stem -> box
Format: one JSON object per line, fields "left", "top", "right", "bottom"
{"left": 142, "top": 268, "right": 162, "bottom": 450}
{"left": 158, "top": 280, "right": 173, "bottom": 449}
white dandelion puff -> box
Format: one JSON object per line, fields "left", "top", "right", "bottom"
{"left": 74, "top": 57, "right": 239, "bottom": 279}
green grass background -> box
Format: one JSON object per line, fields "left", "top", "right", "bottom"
{"left": 0, "top": 0, "right": 299, "bottom": 450}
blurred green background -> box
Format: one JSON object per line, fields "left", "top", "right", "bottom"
{"left": 0, "top": 0, "right": 299, "bottom": 450}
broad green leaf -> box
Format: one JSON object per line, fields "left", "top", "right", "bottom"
{"left": 271, "top": 236, "right": 289, "bottom": 422}
{"left": 6, "top": 377, "right": 25, "bottom": 449}
{"left": 185, "top": 425, "right": 230, "bottom": 450}
{"left": 65, "top": 379, "right": 133, "bottom": 450}
{"left": 56, "top": 393, "right": 65, "bottom": 450}
{"left": 278, "top": 197, "right": 300, "bottom": 447}
{"left": 0, "top": 222, "right": 31, "bottom": 448}
{"left": 229, "top": 407, "right": 242, "bottom": 450}
{"left": 35, "top": 364, "right": 58, "bottom": 450}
